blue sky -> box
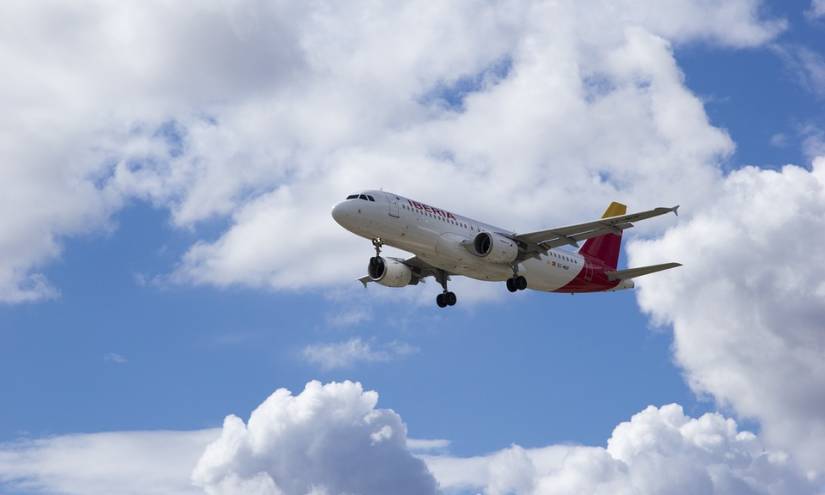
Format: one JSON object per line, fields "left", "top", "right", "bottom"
{"left": 0, "top": 202, "right": 694, "bottom": 454}
{"left": 676, "top": 1, "right": 823, "bottom": 169}
{"left": 1, "top": 1, "right": 824, "bottom": 494}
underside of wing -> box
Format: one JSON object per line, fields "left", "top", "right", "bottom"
{"left": 512, "top": 205, "right": 679, "bottom": 258}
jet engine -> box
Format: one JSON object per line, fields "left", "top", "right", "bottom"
{"left": 367, "top": 257, "right": 413, "bottom": 287}
{"left": 472, "top": 232, "right": 519, "bottom": 264}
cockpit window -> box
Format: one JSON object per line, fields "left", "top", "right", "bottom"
{"left": 346, "top": 193, "right": 375, "bottom": 201}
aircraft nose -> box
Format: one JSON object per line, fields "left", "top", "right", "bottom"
{"left": 331, "top": 201, "right": 349, "bottom": 227}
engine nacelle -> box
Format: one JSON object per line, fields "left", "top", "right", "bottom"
{"left": 472, "top": 232, "right": 519, "bottom": 264}
{"left": 367, "top": 257, "right": 413, "bottom": 287}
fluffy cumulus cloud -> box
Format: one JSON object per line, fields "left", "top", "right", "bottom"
{"left": 166, "top": 2, "right": 740, "bottom": 291}
{"left": 0, "top": 0, "right": 783, "bottom": 302}
{"left": 191, "top": 380, "right": 438, "bottom": 495}
{"left": 427, "top": 403, "right": 818, "bottom": 494}
{"left": 628, "top": 159, "right": 825, "bottom": 473}
{"left": 2, "top": 386, "right": 818, "bottom": 495}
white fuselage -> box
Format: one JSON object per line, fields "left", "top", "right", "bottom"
{"left": 332, "top": 191, "right": 589, "bottom": 292}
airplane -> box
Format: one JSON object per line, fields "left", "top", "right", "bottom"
{"left": 331, "top": 191, "right": 681, "bottom": 308}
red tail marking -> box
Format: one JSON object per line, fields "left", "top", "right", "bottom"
{"left": 577, "top": 202, "right": 626, "bottom": 269}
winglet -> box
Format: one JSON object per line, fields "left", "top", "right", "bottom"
{"left": 358, "top": 276, "right": 371, "bottom": 288}
{"left": 673, "top": 205, "right": 680, "bottom": 217}
{"left": 602, "top": 202, "right": 627, "bottom": 218}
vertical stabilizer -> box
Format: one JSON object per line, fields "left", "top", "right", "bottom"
{"left": 578, "top": 202, "right": 626, "bottom": 268}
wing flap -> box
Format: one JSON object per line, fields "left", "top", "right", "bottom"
{"left": 605, "top": 262, "right": 682, "bottom": 281}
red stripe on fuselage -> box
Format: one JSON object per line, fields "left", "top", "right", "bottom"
{"left": 552, "top": 254, "right": 621, "bottom": 293}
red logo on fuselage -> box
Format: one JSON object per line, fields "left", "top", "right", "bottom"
{"left": 407, "top": 199, "right": 457, "bottom": 220}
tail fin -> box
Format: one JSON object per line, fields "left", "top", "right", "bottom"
{"left": 578, "top": 202, "right": 626, "bottom": 269}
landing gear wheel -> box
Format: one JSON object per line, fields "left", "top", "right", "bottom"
{"left": 436, "top": 293, "right": 447, "bottom": 308}
{"left": 435, "top": 269, "right": 456, "bottom": 308}
{"left": 446, "top": 291, "right": 457, "bottom": 306}
{"left": 507, "top": 276, "right": 527, "bottom": 291}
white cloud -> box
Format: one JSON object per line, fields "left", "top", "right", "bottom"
{"left": 0, "top": 429, "right": 217, "bottom": 495}
{"left": 192, "top": 380, "right": 438, "bottom": 495}
{"left": 166, "top": 11, "right": 740, "bottom": 293}
{"left": 801, "top": 125, "right": 825, "bottom": 160}
{"left": 407, "top": 438, "right": 451, "bottom": 453}
{"left": 301, "top": 338, "right": 417, "bottom": 370}
{"left": 769, "top": 132, "right": 788, "bottom": 147}
{"left": 628, "top": 158, "right": 825, "bottom": 473}
{"left": 0, "top": 151, "right": 119, "bottom": 303}
{"left": 2, "top": 389, "right": 817, "bottom": 495}
{"left": 807, "top": 0, "right": 825, "bottom": 19}
{"left": 427, "top": 403, "right": 818, "bottom": 495}
{"left": 325, "top": 307, "right": 372, "bottom": 328}
{"left": 773, "top": 44, "right": 825, "bottom": 99}
{"left": 103, "top": 352, "right": 127, "bottom": 364}
{"left": 0, "top": 0, "right": 783, "bottom": 302}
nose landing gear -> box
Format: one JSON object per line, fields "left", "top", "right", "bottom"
{"left": 370, "top": 239, "right": 457, "bottom": 308}
{"left": 369, "top": 238, "right": 384, "bottom": 272}
{"left": 371, "top": 238, "right": 383, "bottom": 257}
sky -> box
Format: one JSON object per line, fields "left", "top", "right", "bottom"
{"left": 1, "top": 1, "right": 824, "bottom": 494}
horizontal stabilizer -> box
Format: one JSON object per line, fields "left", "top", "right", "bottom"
{"left": 606, "top": 262, "right": 681, "bottom": 281}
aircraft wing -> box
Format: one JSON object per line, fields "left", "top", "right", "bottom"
{"left": 512, "top": 205, "right": 679, "bottom": 258}
{"left": 359, "top": 256, "right": 449, "bottom": 287}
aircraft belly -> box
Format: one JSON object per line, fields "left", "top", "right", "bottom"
{"left": 372, "top": 215, "right": 555, "bottom": 283}
{"left": 521, "top": 256, "right": 581, "bottom": 291}
{"left": 416, "top": 252, "right": 512, "bottom": 281}
{"left": 424, "top": 231, "right": 514, "bottom": 281}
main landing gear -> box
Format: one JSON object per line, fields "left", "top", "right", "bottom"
{"left": 506, "top": 271, "right": 527, "bottom": 292}
{"left": 435, "top": 270, "right": 457, "bottom": 308}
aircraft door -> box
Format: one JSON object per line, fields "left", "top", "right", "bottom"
{"left": 388, "top": 194, "right": 400, "bottom": 218}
